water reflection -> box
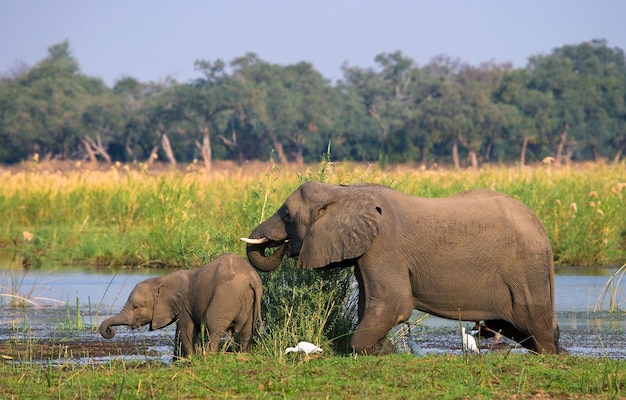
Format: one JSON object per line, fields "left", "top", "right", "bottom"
{"left": 1, "top": 266, "right": 167, "bottom": 309}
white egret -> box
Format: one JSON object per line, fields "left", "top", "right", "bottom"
{"left": 461, "top": 327, "right": 479, "bottom": 354}
{"left": 285, "top": 341, "right": 323, "bottom": 355}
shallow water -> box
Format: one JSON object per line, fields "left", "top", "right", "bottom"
{"left": 0, "top": 264, "right": 624, "bottom": 361}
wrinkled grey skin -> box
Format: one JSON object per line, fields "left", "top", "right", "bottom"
{"left": 99, "top": 253, "right": 263, "bottom": 359}
{"left": 245, "top": 181, "right": 561, "bottom": 355}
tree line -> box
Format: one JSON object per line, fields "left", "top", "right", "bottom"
{"left": 1, "top": 39, "right": 625, "bottom": 168}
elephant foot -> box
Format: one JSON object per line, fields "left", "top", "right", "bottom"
{"left": 353, "top": 337, "right": 395, "bottom": 355}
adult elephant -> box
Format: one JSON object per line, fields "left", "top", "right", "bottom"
{"left": 242, "top": 181, "right": 561, "bottom": 355}
{"left": 99, "top": 253, "right": 263, "bottom": 359}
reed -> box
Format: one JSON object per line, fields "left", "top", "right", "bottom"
{"left": 595, "top": 263, "right": 626, "bottom": 314}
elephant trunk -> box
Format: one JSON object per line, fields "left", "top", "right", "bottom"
{"left": 246, "top": 241, "right": 288, "bottom": 272}
{"left": 99, "top": 313, "right": 129, "bottom": 339}
{"left": 243, "top": 215, "right": 289, "bottom": 272}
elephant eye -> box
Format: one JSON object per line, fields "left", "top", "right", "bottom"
{"left": 283, "top": 210, "right": 293, "bottom": 223}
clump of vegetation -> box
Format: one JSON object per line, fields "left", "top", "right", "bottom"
{"left": 252, "top": 150, "right": 358, "bottom": 355}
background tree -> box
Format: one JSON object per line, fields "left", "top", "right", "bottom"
{"left": 496, "top": 69, "right": 557, "bottom": 164}
{"left": 1, "top": 39, "right": 625, "bottom": 167}
{"left": 111, "top": 77, "right": 148, "bottom": 162}
{"left": 2, "top": 41, "right": 109, "bottom": 161}
{"left": 232, "top": 54, "right": 334, "bottom": 164}
{"left": 342, "top": 51, "right": 422, "bottom": 163}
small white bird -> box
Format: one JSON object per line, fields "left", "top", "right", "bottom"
{"left": 461, "top": 327, "right": 479, "bottom": 354}
{"left": 285, "top": 341, "right": 323, "bottom": 355}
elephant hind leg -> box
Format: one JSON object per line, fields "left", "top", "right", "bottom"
{"left": 234, "top": 318, "right": 254, "bottom": 352}
{"left": 484, "top": 320, "right": 556, "bottom": 354}
{"left": 206, "top": 322, "right": 230, "bottom": 353}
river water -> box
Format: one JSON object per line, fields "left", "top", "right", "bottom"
{"left": 1, "top": 264, "right": 624, "bottom": 361}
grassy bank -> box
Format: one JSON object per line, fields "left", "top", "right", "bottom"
{"left": 1, "top": 160, "right": 625, "bottom": 267}
{"left": 0, "top": 352, "right": 623, "bottom": 399}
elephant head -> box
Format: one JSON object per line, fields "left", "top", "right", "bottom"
{"left": 242, "top": 181, "right": 381, "bottom": 272}
{"left": 99, "top": 272, "right": 188, "bottom": 339}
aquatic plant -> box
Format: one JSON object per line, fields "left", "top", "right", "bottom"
{"left": 595, "top": 263, "right": 626, "bottom": 314}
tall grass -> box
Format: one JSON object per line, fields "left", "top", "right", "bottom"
{"left": 1, "top": 160, "right": 624, "bottom": 268}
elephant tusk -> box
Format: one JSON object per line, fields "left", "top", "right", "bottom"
{"left": 240, "top": 237, "right": 269, "bottom": 244}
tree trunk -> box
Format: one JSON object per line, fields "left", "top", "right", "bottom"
{"left": 147, "top": 145, "right": 159, "bottom": 166}
{"left": 291, "top": 132, "right": 304, "bottom": 166}
{"left": 124, "top": 135, "right": 137, "bottom": 162}
{"left": 161, "top": 133, "right": 177, "bottom": 166}
{"left": 198, "top": 125, "right": 212, "bottom": 171}
{"left": 216, "top": 129, "right": 245, "bottom": 164}
{"left": 83, "top": 135, "right": 112, "bottom": 164}
{"left": 269, "top": 133, "right": 288, "bottom": 164}
{"left": 613, "top": 143, "right": 626, "bottom": 164}
{"left": 590, "top": 144, "right": 598, "bottom": 162}
{"left": 613, "top": 135, "right": 626, "bottom": 164}
{"left": 82, "top": 138, "right": 98, "bottom": 163}
{"left": 554, "top": 122, "right": 569, "bottom": 164}
{"left": 368, "top": 105, "right": 388, "bottom": 156}
{"left": 417, "top": 143, "right": 425, "bottom": 164}
{"left": 484, "top": 140, "right": 493, "bottom": 162}
{"left": 451, "top": 139, "right": 460, "bottom": 169}
{"left": 456, "top": 134, "right": 477, "bottom": 169}
{"left": 468, "top": 150, "right": 478, "bottom": 169}
{"left": 520, "top": 135, "right": 528, "bottom": 166}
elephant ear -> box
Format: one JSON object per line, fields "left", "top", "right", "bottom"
{"left": 298, "top": 188, "right": 381, "bottom": 269}
{"left": 152, "top": 271, "right": 188, "bottom": 330}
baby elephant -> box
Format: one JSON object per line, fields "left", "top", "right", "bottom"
{"left": 99, "top": 253, "right": 263, "bottom": 359}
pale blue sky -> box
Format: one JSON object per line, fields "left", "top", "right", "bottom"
{"left": 2, "top": 1, "right": 625, "bottom": 87}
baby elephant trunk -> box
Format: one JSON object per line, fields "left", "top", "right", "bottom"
{"left": 99, "top": 314, "right": 127, "bottom": 339}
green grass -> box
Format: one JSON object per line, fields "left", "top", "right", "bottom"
{"left": 0, "top": 352, "right": 623, "bottom": 399}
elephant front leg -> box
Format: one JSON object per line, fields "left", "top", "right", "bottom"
{"left": 351, "top": 266, "right": 414, "bottom": 355}
{"left": 350, "top": 300, "right": 413, "bottom": 355}
{"left": 174, "top": 317, "right": 196, "bottom": 359}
